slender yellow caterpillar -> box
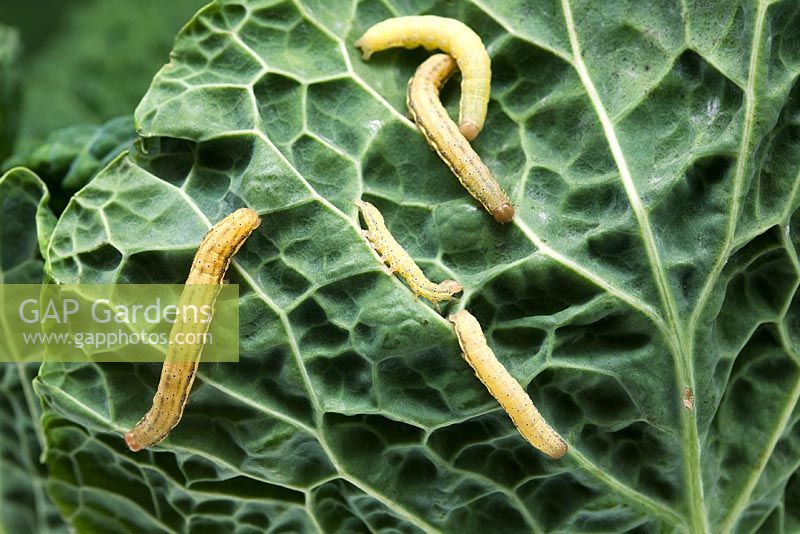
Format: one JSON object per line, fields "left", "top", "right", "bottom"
{"left": 448, "top": 310, "right": 567, "bottom": 459}
{"left": 408, "top": 54, "right": 514, "bottom": 223}
{"left": 356, "top": 200, "right": 462, "bottom": 305}
{"left": 125, "top": 207, "right": 261, "bottom": 452}
{"left": 355, "top": 15, "right": 490, "bottom": 140}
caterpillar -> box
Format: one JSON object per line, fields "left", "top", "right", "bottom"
{"left": 125, "top": 207, "right": 261, "bottom": 452}
{"left": 449, "top": 310, "right": 567, "bottom": 459}
{"left": 355, "top": 15, "right": 491, "bottom": 141}
{"left": 408, "top": 54, "right": 514, "bottom": 223}
{"left": 356, "top": 200, "right": 463, "bottom": 305}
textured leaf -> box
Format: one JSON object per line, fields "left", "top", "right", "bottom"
{"left": 36, "top": 0, "right": 800, "bottom": 532}
{"left": 0, "top": 168, "right": 65, "bottom": 533}
{"left": 0, "top": 23, "right": 20, "bottom": 160}
{"left": 2, "top": 116, "right": 136, "bottom": 211}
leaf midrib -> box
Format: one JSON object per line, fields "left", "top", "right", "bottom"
{"left": 556, "top": 1, "right": 709, "bottom": 531}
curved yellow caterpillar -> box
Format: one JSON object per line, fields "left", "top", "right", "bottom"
{"left": 408, "top": 54, "right": 514, "bottom": 223}
{"left": 125, "top": 207, "right": 261, "bottom": 452}
{"left": 449, "top": 310, "right": 567, "bottom": 459}
{"left": 356, "top": 200, "right": 462, "bottom": 305}
{"left": 355, "top": 15, "right": 490, "bottom": 140}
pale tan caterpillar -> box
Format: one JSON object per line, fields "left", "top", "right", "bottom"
{"left": 125, "top": 207, "right": 261, "bottom": 452}
{"left": 449, "top": 310, "right": 567, "bottom": 459}
{"left": 356, "top": 200, "right": 463, "bottom": 305}
{"left": 355, "top": 15, "right": 491, "bottom": 141}
{"left": 408, "top": 54, "right": 514, "bottom": 223}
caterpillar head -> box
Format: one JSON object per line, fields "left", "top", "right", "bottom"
{"left": 125, "top": 431, "right": 143, "bottom": 452}
{"left": 459, "top": 121, "right": 480, "bottom": 141}
{"left": 492, "top": 203, "right": 515, "bottom": 223}
{"left": 438, "top": 279, "right": 463, "bottom": 296}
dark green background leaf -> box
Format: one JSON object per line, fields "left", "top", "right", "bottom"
{"left": 0, "top": 23, "right": 20, "bottom": 160}
{"left": 2, "top": 116, "right": 137, "bottom": 212}
{"left": 4, "top": 0, "right": 206, "bottom": 149}
{"left": 0, "top": 168, "right": 64, "bottom": 533}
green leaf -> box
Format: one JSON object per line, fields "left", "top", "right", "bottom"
{"left": 0, "top": 168, "right": 65, "bottom": 533}
{"left": 0, "top": 167, "right": 55, "bottom": 284}
{"left": 0, "top": 23, "right": 20, "bottom": 160}
{"left": 2, "top": 116, "right": 137, "bottom": 212}
{"left": 37, "top": 0, "right": 800, "bottom": 532}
